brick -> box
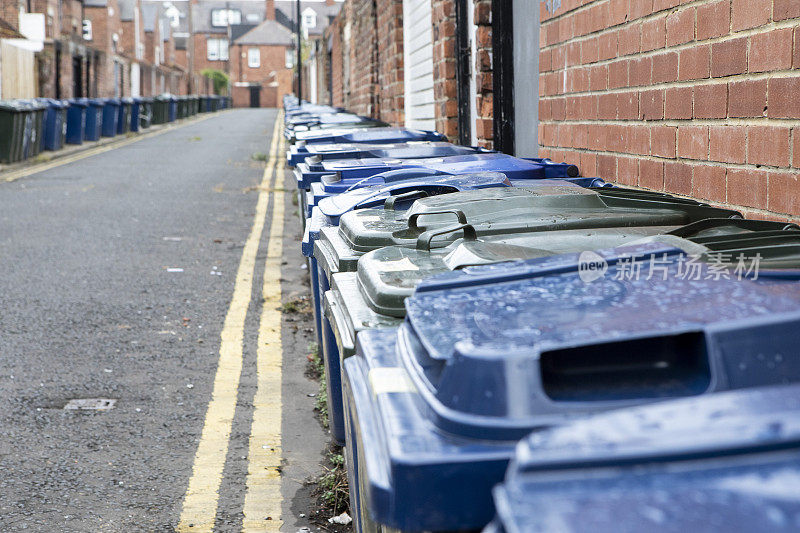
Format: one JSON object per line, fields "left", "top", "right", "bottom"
{"left": 599, "top": 93, "right": 618, "bottom": 119}
{"left": 617, "top": 91, "right": 640, "bottom": 120}
{"left": 664, "top": 161, "right": 693, "bottom": 195}
{"left": 573, "top": 124, "right": 589, "bottom": 149}
{"left": 653, "top": 0, "right": 681, "bottom": 12}
{"left": 692, "top": 165, "right": 727, "bottom": 203}
{"left": 727, "top": 168, "right": 768, "bottom": 209}
{"left": 651, "top": 125, "right": 677, "bottom": 157}
{"left": 580, "top": 151, "right": 598, "bottom": 178}
{"left": 581, "top": 36, "right": 601, "bottom": 65}
{"left": 630, "top": 0, "right": 654, "bottom": 21}
{"left": 539, "top": 99, "right": 552, "bottom": 121}
{"left": 697, "top": 0, "right": 731, "bottom": 40}
{"left": 540, "top": 49, "right": 552, "bottom": 72}
{"left": 639, "top": 159, "right": 665, "bottom": 190}
{"left": 666, "top": 8, "right": 695, "bottom": 47}
{"left": 748, "top": 126, "right": 791, "bottom": 167}
{"left": 640, "top": 89, "right": 665, "bottom": 120}
{"left": 749, "top": 28, "right": 794, "bottom": 72}
{"left": 607, "top": 124, "right": 626, "bottom": 153}
{"left": 731, "top": 0, "right": 771, "bottom": 32}
{"left": 629, "top": 56, "right": 652, "bottom": 86}
{"left": 618, "top": 23, "right": 641, "bottom": 56}
{"left": 711, "top": 37, "right": 747, "bottom": 77}
{"left": 768, "top": 77, "right": 800, "bottom": 118}
{"left": 678, "top": 125, "right": 709, "bottom": 159}
{"left": 665, "top": 86, "right": 693, "bottom": 119}
{"left": 795, "top": 28, "right": 800, "bottom": 68}
{"left": 693, "top": 83, "right": 728, "bottom": 118}
{"left": 589, "top": 64, "right": 609, "bottom": 91}
{"left": 774, "top": 0, "right": 800, "bottom": 21}
{"left": 641, "top": 15, "right": 667, "bottom": 52}
{"left": 551, "top": 97, "right": 567, "bottom": 120}
{"left": 617, "top": 156, "right": 639, "bottom": 186}
{"left": 709, "top": 125, "right": 747, "bottom": 163}
{"left": 608, "top": 59, "right": 629, "bottom": 88}
{"left": 598, "top": 31, "right": 618, "bottom": 62}
{"left": 597, "top": 154, "right": 617, "bottom": 179}
{"left": 627, "top": 125, "right": 651, "bottom": 155}
{"left": 769, "top": 172, "right": 800, "bottom": 214}
{"left": 679, "top": 45, "right": 710, "bottom": 80}
{"left": 609, "top": 0, "right": 629, "bottom": 26}
{"left": 795, "top": 129, "right": 800, "bottom": 168}
{"left": 728, "top": 79, "right": 768, "bottom": 117}
{"left": 652, "top": 52, "right": 679, "bottom": 83}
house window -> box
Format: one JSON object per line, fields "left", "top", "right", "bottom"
{"left": 210, "top": 9, "right": 241, "bottom": 27}
{"left": 285, "top": 49, "right": 295, "bottom": 69}
{"left": 302, "top": 8, "right": 317, "bottom": 28}
{"left": 248, "top": 48, "right": 260, "bottom": 68}
{"left": 207, "top": 38, "right": 229, "bottom": 61}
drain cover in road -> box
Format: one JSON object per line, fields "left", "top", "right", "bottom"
{"left": 63, "top": 399, "right": 117, "bottom": 410}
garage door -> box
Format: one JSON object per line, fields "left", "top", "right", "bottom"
{"left": 403, "top": 0, "right": 435, "bottom": 130}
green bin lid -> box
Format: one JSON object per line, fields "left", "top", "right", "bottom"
{"left": 337, "top": 185, "right": 741, "bottom": 253}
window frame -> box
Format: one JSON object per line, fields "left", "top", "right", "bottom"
{"left": 210, "top": 8, "right": 241, "bottom": 27}
{"left": 247, "top": 47, "right": 260, "bottom": 68}
{"left": 207, "top": 38, "right": 229, "bottom": 61}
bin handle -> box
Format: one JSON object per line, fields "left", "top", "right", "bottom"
{"left": 384, "top": 190, "right": 431, "bottom": 210}
{"left": 407, "top": 209, "right": 468, "bottom": 231}
{"left": 416, "top": 223, "right": 477, "bottom": 250}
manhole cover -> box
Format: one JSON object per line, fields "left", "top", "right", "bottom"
{"left": 64, "top": 399, "right": 117, "bottom": 411}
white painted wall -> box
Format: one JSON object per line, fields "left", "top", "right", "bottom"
{"left": 512, "top": 0, "right": 540, "bottom": 157}
{"left": 402, "top": 0, "right": 435, "bottom": 130}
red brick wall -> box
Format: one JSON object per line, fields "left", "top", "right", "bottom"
{"left": 328, "top": 17, "right": 344, "bottom": 107}
{"left": 431, "top": 0, "right": 458, "bottom": 139}
{"left": 376, "top": 0, "right": 405, "bottom": 125}
{"left": 538, "top": 0, "right": 800, "bottom": 222}
{"left": 474, "top": 0, "right": 493, "bottom": 148}
{"left": 230, "top": 43, "right": 290, "bottom": 84}
{"left": 349, "top": 0, "right": 379, "bottom": 116}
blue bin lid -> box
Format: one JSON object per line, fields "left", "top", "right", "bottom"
{"left": 401, "top": 221, "right": 800, "bottom": 440}
{"left": 303, "top": 141, "right": 491, "bottom": 163}
{"left": 120, "top": 97, "right": 135, "bottom": 104}
{"left": 317, "top": 172, "right": 513, "bottom": 219}
{"left": 306, "top": 153, "right": 579, "bottom": 183}
{"left": 294, "top": 126, "right": 447, "bottom": 145}
{"left": 103, "top": 97, "right": 121, "bottom": 104}
{"left": 87, "top": 98, "right": 106, "bottom": 106}
{"left": 67, "top": 98, "right": 89, "bottom": 108}
{"left": 490, "top": 384, "right": 800, "bottom": 533}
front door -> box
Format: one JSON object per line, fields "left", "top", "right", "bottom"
{"left": 249, "top": 85, "right": 260, "bottom": 108}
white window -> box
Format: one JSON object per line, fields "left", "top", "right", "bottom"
{"left": 248, "top": 47, "right": 260, "bottom": 68}
{"left": 211, "top": 9, "right": 241, "bottom": 27}
{"left": 285, "top": 49, "right": 295, "bottom": 68}
{"left": 207, "top": 38, "right": 229, "bottom": 61}
{"left": 302, "top": 7, "right": 317, "bottom": 29}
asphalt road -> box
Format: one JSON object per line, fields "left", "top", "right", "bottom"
{"left": 0, "top": 109, "right": 326, "bottom": 532}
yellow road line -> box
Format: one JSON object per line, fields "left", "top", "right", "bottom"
{"left": 1, "top": 113, "right": 219, "bottom": 183}
{"left": 176, "top": 111, "right": 283, "bottom": 533}
{"left": 241, "top": 132, "right": 287, "bottom": 532}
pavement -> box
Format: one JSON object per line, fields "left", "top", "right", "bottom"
{"left": 0, "top": 108, "right": 328, "bottom": 531}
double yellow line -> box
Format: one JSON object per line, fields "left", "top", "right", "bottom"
{"left": 177, "top": 112, "right": 286, "bottom": 532}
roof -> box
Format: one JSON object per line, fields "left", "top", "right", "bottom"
{"left": 118, "top": 0, "right": 137, "bottom": 21}
{"left": 141, "top": 3, "right": 162, "bottom": 32}
{"left": 190, "top": 1, "right": 266, "bottom": 34}
{"left": 0, "top": 18, "right": 24, "bottom": 39}
{"left": 233, "top": 19, "right": 293, "bottom": 46}
{"left": 230, "top": 23, "right": 257, "bottom": 42}
{"left": 275, "top": 1, "right": 341, "bottom": 36}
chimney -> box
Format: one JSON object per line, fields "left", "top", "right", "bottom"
{"left": 265, "top": 0, "right": 275, "bottom": 20}
{"left": 325, "top": 0, "right": 334, "bottom": 5}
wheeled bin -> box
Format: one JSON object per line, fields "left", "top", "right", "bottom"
{"left": 65, "top": 98, "right": 88, "bottom": 145}
{"left": 101, "top": 98, "right": 120, "bottom": 137}
{"left": 117, "top": 97, "right": 134, "bottom": 134}
{"left": 84, "top": 98, "right": 105, "bottom": 141}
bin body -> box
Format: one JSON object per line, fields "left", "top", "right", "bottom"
{"left": 168, "top": 96, "right": 177, "bottom": 122}
{"left": 101, "top": 98, "right": 120, "bottom": 137}
{"left": 117, "top": 98, "right": 133, "bottom": 134}
{"left": 129, "top": 97, "right": 142, "bottom": 132}
{"left": 65, "top": 99, "right": 87, "bottom": 145}
{"left": 84, "top": 99, "right": 104, "bottom": 141}
{"left": 152, "top": 96, "right": 169, "bottom": 124}
{"left": 138, "top": 97, "right": 154, "bottom": 128}
{"left": 0, "top": 101, "right": 28, "bottom": 163}
{"left": 40, "top": 99, "right": 68, "bottom": 151}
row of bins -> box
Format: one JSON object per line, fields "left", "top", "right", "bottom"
{"left": 0, "top": 94, "right": 231, "bottom": 164}
{"left": 282, "top": 95, "right": 800, "bottom": 533}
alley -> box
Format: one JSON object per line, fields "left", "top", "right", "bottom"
{"left": 0, "top": 109, "right": 326, "bottom": 532}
